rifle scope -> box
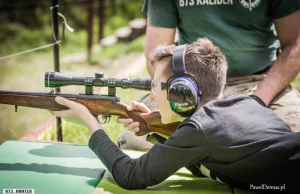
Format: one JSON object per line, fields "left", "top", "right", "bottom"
{"left": 45, "top": 72, "right": 152, "bottom": 91}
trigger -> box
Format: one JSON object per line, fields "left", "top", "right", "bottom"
{"left": 94, "top": 115, "right": 111, "bottom": 124}
{"left": 103, "top": 116, "right": 111, "bottom": 124}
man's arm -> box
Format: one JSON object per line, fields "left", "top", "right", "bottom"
{"left": 145, "top": 24, "right": 176, "bottom": 78}
{"left": 253, "top": 10, "right": 300, "bottom": 106}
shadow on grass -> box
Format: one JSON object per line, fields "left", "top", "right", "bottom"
{"left": 0, "top": 163, "right": 105, "bottom": 181}
{"left": 28, "top": 144, "right": 97, "bottom": 159}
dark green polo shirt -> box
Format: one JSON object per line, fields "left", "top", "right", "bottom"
{"left": 143, "top": 0, "right": 300, "bottom": 76}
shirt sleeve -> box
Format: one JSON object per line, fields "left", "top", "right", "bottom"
{"left": 88, "top": 124, "right": 209, "bottom": 190}
{"left": 268, "top": 0, "right": 300, "bottom": 19}
{"left": 145, "top": 0, "right": 178, "bottom": 28}
{"left": 142, "top": 0, "right": 148, "bottom": 15}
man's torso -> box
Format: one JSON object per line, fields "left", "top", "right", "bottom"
{"left": 144, "top": 0, "right": 300, "bottom": 76}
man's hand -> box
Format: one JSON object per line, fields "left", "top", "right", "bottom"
{"left": 49, "top": 96, "right": 101, "bottom": 133}
{"left": 117, "top": 101, "right": 151, "bottom": 133}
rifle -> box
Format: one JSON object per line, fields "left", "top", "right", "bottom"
{"left": 0, "top": 72, "right": 180, "bottom": 136}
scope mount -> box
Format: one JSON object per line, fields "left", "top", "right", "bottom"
{"left": 84, "top": 72, "right": 116, "bottom": 96}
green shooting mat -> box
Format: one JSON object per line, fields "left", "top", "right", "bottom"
{"left": 0, "top": 140, "right": 106, "bottom": 194}
{"left": 0, "top": 141, "right": 253, "bottom": 194}
{"left": 97, "top": 150, "right": 253, "bottom": 194}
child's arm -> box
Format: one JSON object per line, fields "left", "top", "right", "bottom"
{"left": 88, "top": 123, "right": 209, "bottom": 189}
{"left": 50, "top": 96, "right": 209, "bottom": 189}
{"left": 50, "top": 96, "right": 101, "bottom": 133}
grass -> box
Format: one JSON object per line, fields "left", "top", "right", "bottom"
{"left": 291, "top": 75, "right": 300, "bottom": 91}
{"left": 103, "top": 15, "right": 130, "bottom": 36}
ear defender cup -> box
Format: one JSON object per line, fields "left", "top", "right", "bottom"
{"left": 167, "top": 44, "right": 202, "bottom": 117}
{"left": 168, "top": 77, "right": 200, "bottom": 117}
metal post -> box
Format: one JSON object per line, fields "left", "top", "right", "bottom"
{"left": 52, "top": 0, "right": 63, "bottom": 142}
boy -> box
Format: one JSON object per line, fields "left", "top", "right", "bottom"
{"left": 51, "top": 38, "right": 300, "bottom": 192}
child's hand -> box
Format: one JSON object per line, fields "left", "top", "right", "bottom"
{"left": 117, "top": 101, "right": 151, "bottom": 133}
{"left": 49, "top": 96, "right": 101, "bottom": 132}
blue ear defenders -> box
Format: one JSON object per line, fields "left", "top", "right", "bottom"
{"left": 166, "top": 44, "right": 202, "bottom": 117}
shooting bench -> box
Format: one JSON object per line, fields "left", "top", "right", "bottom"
{"left": 0, "top": 141, "right": 252, "bottom": 194}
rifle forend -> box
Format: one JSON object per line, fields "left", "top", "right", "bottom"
{"left": 0, "top": 90, "right": 179, "bottom": 137}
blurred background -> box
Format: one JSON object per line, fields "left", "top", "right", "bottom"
{"left": 0, "top": 0, "right": 300, "bottom": 146}
{"left": 0, "top": 0, "right": 149, "bottom": 145}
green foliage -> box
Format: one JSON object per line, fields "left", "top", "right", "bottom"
{"left": 121, "top": 0, "right": 145, "bottom": 19}
{"left": 103, "top": 15, "right": 129, "bottom": 36}
{"left": 60, "top": 30, "right": 87, "bottom": 54}
{"left": 0, "top": 19, "right": 144, "bottom": 58}
{"left": 291, "top": 76, "right": 300, "bottom": 91}
{"left": 0, "top": 24, "right": 50, "bottom": 56}
{"left": 0, "top": 0, "right": 49, "bottom": 28}
{"left": 0, "top": 0, "right": 144, "bottom": 56}
{"left": 91, "top": 35, "right": 145, "bottom": 64}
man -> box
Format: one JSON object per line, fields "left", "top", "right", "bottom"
{"left": 117, "top": 0, "right": 300, "bottom": 150}
{"left": 51, "top": 38, "right": 300, "bottom": 192}
{"left": 144, "top": 0, "right": 300, "bottom": 129}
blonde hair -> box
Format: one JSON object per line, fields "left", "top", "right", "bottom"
{"left": 151, "top": 38, "right": 227, "bottom": 103}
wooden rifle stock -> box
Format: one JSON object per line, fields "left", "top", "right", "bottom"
{"left": 0, "top": 90, "right": 180, "bottom": 136}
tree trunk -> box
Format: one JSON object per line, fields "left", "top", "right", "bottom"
{"left": 87, "top": 0, "right": 94, "bottom": 62}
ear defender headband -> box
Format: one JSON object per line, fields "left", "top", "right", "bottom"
{"left": 166, "top": 44, "right": 202, "bottom": 117}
